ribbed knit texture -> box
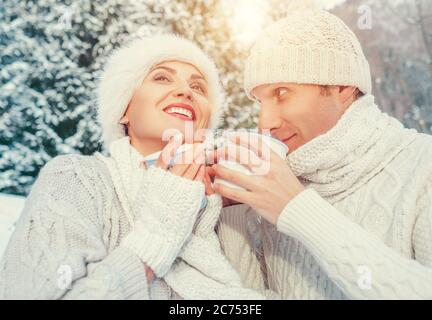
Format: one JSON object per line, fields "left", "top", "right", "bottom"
{"left": 0, "top": 137, "right": 266, "bottom": 299}
{"left": 164, "top": 194, "right": 266, "bottom": 299}
{"left": 0, "top": 155, "right": 150, "bottom": 299}
{"left": 216, "top": 96, "right": 432, "bottom": 299}
{"left": 244, "top": 6, "right": 372, "bottom": 98}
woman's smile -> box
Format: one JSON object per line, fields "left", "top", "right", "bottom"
{"left": 163, "top": 102, "right": 196, "bottom": 122}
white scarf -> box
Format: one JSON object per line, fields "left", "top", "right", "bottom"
{"left": 287, "top": 94, "right": 418, "bottom": 204}
{"left": 96, "top": 137, "right": 146, "bottom": 227}
{"left": 95, "top": 137, "right": 266, "bottom": 299}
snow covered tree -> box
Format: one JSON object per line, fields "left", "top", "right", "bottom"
{"left": 333, "top": 0, "right": 432, "bottom": 134}
{"left": 0, "top": 0, "right": 98, "bottom": 195}
{"left": 1, "top": 0, "right": 430, "bottom": 196}
{"left": 0, "top": 0, "right": 264, "bottom": 195}
{"left": 0, "top": 0, "right": 170, "bottom": 195}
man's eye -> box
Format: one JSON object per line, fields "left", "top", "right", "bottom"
{"left": 252, "top": 95, "right": 261, "bottom": 103}
{"left": 276, "top": 88, "right": 288, "bottom": 97}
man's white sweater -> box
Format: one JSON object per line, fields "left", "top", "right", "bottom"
{"left": 216, "top": 95, "right": 432, "bottom": 299}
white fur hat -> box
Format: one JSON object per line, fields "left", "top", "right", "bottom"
{"left": 98, "top": 34, "right": 224, "bottom": 147}
{"left": 244, "top": 4, "right": 372, "bottom": 99}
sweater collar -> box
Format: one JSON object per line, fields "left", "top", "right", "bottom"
{"left": 96, "top": 136, "right": 147, "bottom": 226}
{"left": 287, "top": 94, "right": 417, "bottom": 203}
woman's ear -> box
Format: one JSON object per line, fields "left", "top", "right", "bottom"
{"left": 120, "top": 102, "right": 133, "bottom": 125}
{"left": 119, "top": 114, "right": 129, "bottom": 136}
{"left": 119, "top": 115, "right": 129, "bottom": 125}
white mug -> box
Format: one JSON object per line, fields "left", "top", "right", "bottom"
{"left": 214, "top": 130, "right": 288, "bottom": 190}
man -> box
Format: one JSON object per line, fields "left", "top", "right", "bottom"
{"left": 212, "top": 5, "right": 432, "bottom": 299}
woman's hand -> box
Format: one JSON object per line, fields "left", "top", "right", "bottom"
{"left": 144, "top": 264, "right": 155, "bottom": 284}
{"left": 155, "top": 134, "right": 206, "bottom": 184}
{"left": 137, "top": 134, "right": 207, "bottom": 280}
{"left": 123, "top": 133, "right": 208, "bottom": 278}
{"left": 203, "top": 166, "right": 216, "bottom": 196}
{"left": 204, "top": 149, "right": 240, "bottom": 207}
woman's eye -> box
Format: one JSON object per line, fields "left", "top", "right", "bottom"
{"left": 154, "top": 74, "right": 171, "bottom": 82}
{"left": 191, "top": 83, "right": 205, "bottom": 94}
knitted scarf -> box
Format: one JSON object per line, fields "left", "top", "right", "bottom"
{"left": 96, "top": 137, "right": 266, "bottom": 300}
{"left": 96, "top": 137, "right": 146, "bottom": 227}
{"left": 287, "top": 94, "right": 418, "bottom": 204}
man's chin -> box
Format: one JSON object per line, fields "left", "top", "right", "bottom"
{"left": 285, "top": 136, "right": 302, "bottom": 154}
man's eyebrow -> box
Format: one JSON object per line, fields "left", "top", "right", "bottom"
{"left": 272, "top": 85, "right": 294, "bottom": 93}
{"left": 150, "top": 66, "right": 177, "bottom": 74}
{"left": 273, "top": 84, "right": 292, "bottom": 89}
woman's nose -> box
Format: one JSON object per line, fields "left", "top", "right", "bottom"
{"left": 173, "top": 86, "right": 194, "bottom": 102}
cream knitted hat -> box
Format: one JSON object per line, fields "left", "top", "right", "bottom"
{"left": 98, "top": 34, "right": 224, "bottom": 147}
{"left": 244, "top": 3, "right": 372, "bottom": 99}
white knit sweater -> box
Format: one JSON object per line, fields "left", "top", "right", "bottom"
{"left": 0, "top": 137, "right": 266, "bottom": 300}
{"left": 216, "top": 94, "right": 432, "bottom": 299}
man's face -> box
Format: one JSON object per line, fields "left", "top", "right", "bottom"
{"left": 252, "top": 83, "right": 351, "bottom": 153}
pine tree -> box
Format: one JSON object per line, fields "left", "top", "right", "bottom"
{"left": 7, "top": 0, "right": 424, "bottom": 197}
{"left": 0, "top": 0, "right": 96, "bottom": 195}
{"left": 0, "top": 0, "right": 169, "bottom": 195}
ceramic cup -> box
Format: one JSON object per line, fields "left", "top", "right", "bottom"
{"left": 214, "top": 130, "right": 288, "bottom": 190}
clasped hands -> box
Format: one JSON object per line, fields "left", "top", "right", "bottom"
{"left": 154, "top": 132, "right": 305, "bottom": 226}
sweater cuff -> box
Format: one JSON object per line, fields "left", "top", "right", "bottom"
{"left": 193, "top": 194, "right": 222, "bottom": 237}
{"left": 276, "top": 188, "right": 350, "bottom": 247}
{"left": 102, "top": 246, "right": 150, "bottom": 299}
{"left": 122, "top": 223, "right": 186, "bottom": 278}
{"left": 136, "top": 166, "right": 205, "bottom": 213}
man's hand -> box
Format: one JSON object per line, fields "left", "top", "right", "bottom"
{"left": 206, "top": 165, "right": 240, "bottom": 207}
{"left": 212, "top": 134, "right": 305, "bottom": 225}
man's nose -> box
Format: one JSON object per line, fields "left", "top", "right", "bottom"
{"left": 258, "top": 104, "right": 282, "bottom": 132}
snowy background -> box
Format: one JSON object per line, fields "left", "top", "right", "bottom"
{"left": 0, "top": 194, "right": 24, "bottom": 258}
{"left": 0, "top": 0, "right": 431, "bottom": 255}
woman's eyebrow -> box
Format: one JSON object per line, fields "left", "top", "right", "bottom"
{"left": 150, "top": 66, "right": 177, "bottom": 74}
{"left": 151, "top": 65, "right": 207, "bottom": 83}
{"left": 190, "top": 74, "right": 207, "bottom": 83}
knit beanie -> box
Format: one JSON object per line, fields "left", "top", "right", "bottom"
{"left": 98, "top": 34, "right": 225, "bottom": 147}
{"left": 244, "top": 1, "right": 372, "bottom": 99}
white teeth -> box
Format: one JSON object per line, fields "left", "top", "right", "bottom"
{"left": 165, "top": 107, "right": 193, "bottom": 119}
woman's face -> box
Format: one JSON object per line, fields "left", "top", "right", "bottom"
{"left": 122, "top": 60, "right": 213, "bottom": 154}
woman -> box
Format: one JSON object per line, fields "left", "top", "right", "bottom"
{"left": 0, "top": 34, "right": 266, "bottom": 299}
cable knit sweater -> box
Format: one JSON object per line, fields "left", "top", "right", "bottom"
{"left": 0, "top": 137, "right": 266, "bottom": 300}
{"left": 216, "top": 94, "right": 432, "bottom": 299}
